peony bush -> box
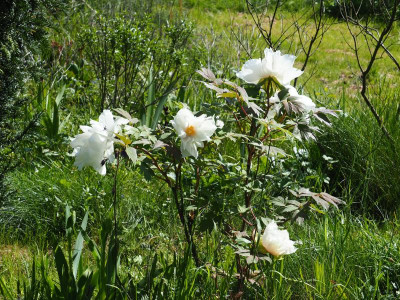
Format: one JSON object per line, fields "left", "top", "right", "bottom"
{"left": 70, "top": 47, "right": 342, "bottom": 280}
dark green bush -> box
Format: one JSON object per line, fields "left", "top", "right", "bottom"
{"left": 80, "top": 14, "right": 199, "bottom": 114}
{"left": 326, "top": 0, "right": 400, "bottom": 19}
{"left": 0, "top": 0, "right": 67, "bottom": 198}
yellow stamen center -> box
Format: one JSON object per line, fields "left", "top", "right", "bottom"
{"left": 185, "top": 125, "right": 196, "bottom": 137}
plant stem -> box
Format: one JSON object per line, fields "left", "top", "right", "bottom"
{"left": 174, "top": 160, "right": 200, "bottom": 267}
{"left": 112, "top": 150, "right": 120, "bottom": 286}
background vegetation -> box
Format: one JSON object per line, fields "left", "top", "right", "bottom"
{"left": 1, "top": 0, "right": 400, "bottom": 298}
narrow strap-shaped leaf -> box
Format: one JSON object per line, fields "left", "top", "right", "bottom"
{"left": 151, "top": 93, "right": 169, "bottom": 130}
{"left": 52, "top": 102, "right": 59, "bottom": 137}
{"left": 54, "top": 246, "right": 70, "bottom": 295}
{"left": 145, "top": 66, "right": 155, "bottom": 127}
{"left": 73, "top": 211, "right": 89, "bottom": 279}
{"left": 0, "top": 277, "right": 13, "bottom": 299}
{"left": 55, "top": 85, "right": 66, "bottom": 106}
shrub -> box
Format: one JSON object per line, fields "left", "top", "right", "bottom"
{"left": 0, "top": 0, "right": 67, "bottom": 199}
{"left": 326, "top": 0, "right": 400, "bottom": 19}
{"left": 79, "top": 14, "right": 199, "bottom": 115}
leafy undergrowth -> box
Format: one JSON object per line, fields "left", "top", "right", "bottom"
{"left": 1, "top": 211, "right": 399, "bottom": 298}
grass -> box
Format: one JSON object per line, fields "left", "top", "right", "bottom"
{"left": 1, "top": 0, "right": 400, "bottom": 298}
{"left": 185, "top": 7, "right": 400, "bottom": 94}
{"left": 1, "top": 207, "right": 400, "bottom": 298}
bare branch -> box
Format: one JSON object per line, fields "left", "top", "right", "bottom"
{"left": 341, "top": 0, "right": 400, "bottom": 147}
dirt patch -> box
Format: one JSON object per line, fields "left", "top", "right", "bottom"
{"left": 0, "top": 245, "right": 31, "bottom": 267}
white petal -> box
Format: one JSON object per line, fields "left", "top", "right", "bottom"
{"left": 216, "top": 120, "right": 224, "bottom": 128}
{"left": 99, "top": 110, "right": 115, "bottom": 130}
{"left": 236, "top": 59, "right": 265, "bottom": 84}
{"left": 261, "top": 221, "right": 298, "bottom": 257}
{"left": 171, "top": 108, "right": 195, "bottom": 133}
{"left": 238, "top": 48, "right": 303, "bottom": 86}
{"left": 181, "top": 139, "right": 198, "bottom": 158}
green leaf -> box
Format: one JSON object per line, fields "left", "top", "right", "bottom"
{"left": 236, "top": 237, "right": 252, "bottom": 244}
{"left": 145, "top": 66, "right": 155, "bottom": 127}
{"left": 238, "top": 205, "right": 249, "bottom": 214}
{"left": 278, "top": 87, "right": 289, "bottom": 100}
{"left": 68, "top": 63, "right": 79, "bottom": 76}
{"left": 52, "top": 103, "right": 59, "bottom": 137}
{"left": 140, "top": 161, "right": 155, "bottom": 181}
{"left": 73, "top": 211, "right": 88, "bottom": 279}
{"left": 59, "top": 112, "right": 71, "bottom": 133}
{"left": 282, "top": 205, "right": 299, "bottom": 213}
{"left": 65, "top": 205, "right": 71, "bottom": 229}
{"left": 310, "top": 204, "right": 326, "bottom": 214}
{"left": 126, "top": 146, "right": 137, "bottom": 163}
{"left": 217, "top": 91, "right": 236, "bottom": 98}
{"left": 151, "top": 92, "right": 169, "bottom": 130}
{"left": 36, "top": 81, "right": 44, "bottom": 107}
{"left": 0, "top": 277, "right": 13, "bottom": 299}
{"left": 54, "top": 247, "right": 70, "bottom": 295}
{"left": 55, "top": 85, "right": 66, "bottom": 106}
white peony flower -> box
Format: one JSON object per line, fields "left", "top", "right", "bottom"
{"left": 70, "top": 110, "right": 129, "bottom": 175}
{"left": 270, "top": 85, "right": 316, "bottom": 113}
{"left": 71, "top": 127, "right": 111, "bottom": 175}
{"left": 286, "top": 87, "right": 316, "bottom": 113}
{"left": 90, "top": 109, "right": 129, "bottom": 138}
{"left": 259, "top": 221, "right": 298, "bottom": 257}
{"left": 171, "top": 108, "right": 218, "bottom": 159}
{"left": 236, "top": 48, "right": 303, "bottom": 86}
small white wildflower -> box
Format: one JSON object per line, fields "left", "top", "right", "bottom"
{"left": 216, "top": 119, "right": 224, "bottom": 129}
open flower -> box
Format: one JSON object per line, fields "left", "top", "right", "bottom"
{"left": 171, "top": 108, "right": 218, "bottom": 159}
{"left": 70, "top": 127, "right": 112, "bottom": 175}
{"left": 90, "top": 109, "right": 129, "bottom": 138}
{"left": 236, "top": 48, "right": 303, "bottom": 86}
{"left": 258, "top": 221, "right": 298, "bottom": 257}
{"left": 70, "top": 110, "right": 129, "bottom": 175}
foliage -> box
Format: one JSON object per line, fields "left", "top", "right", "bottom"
{"left": 0, "top": 206, "right": 121, "bottom": 299}
{"left": 2, "top": 212, "right": 400, "bottom": 298}
{"left": 183, "top": 0, "right": 313, "bottom": 13}
{"left": 80, "top": 14, "right": 198, "bottom": 113}
{"left": 326, "top": 0, "right": 400, "bottom": 19}
{"left": 0, "top": 0, "right": 68, "bottom": 199}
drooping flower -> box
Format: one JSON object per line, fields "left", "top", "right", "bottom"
{"left": 70, "top": 110, "right": 129, "bottom": 175}
{"left": 70, "top": 127, "right": 112, "bottom": 175}
{"left": 171, "top": 108, "right": 218, "bottom": 159}
{"left": 286, "top": 86, "right": 315, "bottom": 113}
{"left": 258, "top": 221, "right": 298, "bottom": 257}
{"left": 270, "top": 85, "right": 316, "bottom": 113}
{"left": 236, "top": 48, "right": 303, "bottom": 86}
